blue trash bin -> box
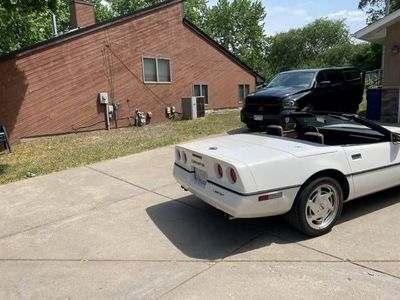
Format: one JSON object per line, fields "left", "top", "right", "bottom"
{"left": 366, "top": 88, "right": 382, "bottom": 120}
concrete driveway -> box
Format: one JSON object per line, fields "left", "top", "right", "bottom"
{"left": 1, "top": 144, "right": 400, "bottom": 299}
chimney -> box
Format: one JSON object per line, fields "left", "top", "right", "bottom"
{"left": 69, "top": 0, "right": 95, "bottom": 29}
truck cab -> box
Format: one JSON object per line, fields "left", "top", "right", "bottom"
{"left": 241, "top": 67, "right": 364, "bottom": 130}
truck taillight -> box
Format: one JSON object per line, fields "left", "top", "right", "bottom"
{"left": 229, "top": 167, "right": 237, "bottom": 184}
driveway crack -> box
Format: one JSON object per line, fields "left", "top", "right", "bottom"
{"left": 268, "top": 232, "right": 400, "bottom": 280}
{"left": 86, "top": 166, "right": 218, "bottom": 216}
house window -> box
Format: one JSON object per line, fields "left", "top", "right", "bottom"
{"left": 193, "top": 84, "right": 208, "bottom": 104}
{"left": 143, "top": 57, "right": 171, "bottom": 83}
{"left": 238, "top": 84, "right": 250, "bottom": 103}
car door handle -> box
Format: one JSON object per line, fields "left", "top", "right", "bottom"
{"left": 352, "top": 154, "right": 362, "bottom": 160}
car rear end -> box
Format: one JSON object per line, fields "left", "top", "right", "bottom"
{"left": 173, "top": 140, "right": 299, "bottom": 218}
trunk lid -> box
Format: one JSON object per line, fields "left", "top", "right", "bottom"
{"left": 179, "top": 133, "right": 337, "bottom": 164}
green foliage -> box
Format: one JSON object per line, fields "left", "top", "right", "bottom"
{"left": 265, "top": 28, "right": 304, "bottom": 75}
{"left": 0, "top": 7, "right": 58, "bottom": 53}
{"left": 301, "top": 19, "right": 350, "bottom": 57}
{"left": 264, "top": 18, "right": 381, "bottom": 79}
{"left": 103, "top": 0, "right": 161, "bottom": 16}
{"left": 0, "top": 0, "right": 58, "bottom": 12}
{"left": 184, "top": 0, "right": 209, "bottom": 29}
{"left": 0, "top": 0, "right": 70, "bottom": 54}
{"left": 92, "top": 0, "right": 114, "bottom": 22}
{"left": 359, "top": 0, "right": 400, "bottom": 23}
{"left": 350, "top": 43, "right": 382, "bottom": 71}
{"left": 204, "top": 0, "right": 268, "bottom": 75}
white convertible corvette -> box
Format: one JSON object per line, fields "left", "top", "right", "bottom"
{"left": 173, "top": 113, "right": 400, "bottom": 236}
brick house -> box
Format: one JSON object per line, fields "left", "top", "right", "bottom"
{"left": 355, "top": 9, "right": 400, "bottom": 122}
{"left": 0, "top": 0, "right": 263, "bottom": 144}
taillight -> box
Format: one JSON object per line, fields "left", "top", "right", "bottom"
{"left": 229, "top": 167, "right": 237, "bottom": 184}
{"left": 258, "top": 195, "right": 268, "bottom": 202}
{"left": 176, "top": 150, "right": 181, "bottom": 161}
{"left": 215, "top": 163, "right": 223, "bottom": 178}
{"left": 182, "top": 152, "right": 187, "bottom": 164}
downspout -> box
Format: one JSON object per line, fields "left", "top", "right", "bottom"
{"left": 51, "top": 13, "right": 58, "bottom": 37}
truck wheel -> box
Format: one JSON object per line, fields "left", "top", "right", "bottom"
{"left": 285, "top": 177, "right": 343, "bottom": 236}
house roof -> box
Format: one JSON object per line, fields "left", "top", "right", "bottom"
{"left": 354, "top": 9, "right": 400, "bottom": 44}
{"left": 182, "top": 19, "right": 264, "bottom": 84}
{"left": 0, "top": 0, "right": 264, "bottom": 83}
{"left": 0, "top": 0, "right": 183, "bottom": 62}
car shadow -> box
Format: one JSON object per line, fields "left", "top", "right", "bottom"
{"left": 146, "top": 185, "right": 400, "bottom": 260}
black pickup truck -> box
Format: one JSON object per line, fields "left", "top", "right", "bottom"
{"left": 241, "top": 67, "right": 365, "bottom": 130}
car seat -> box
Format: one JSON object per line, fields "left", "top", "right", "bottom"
{"left": 266, "top": 125, "right": 283, "bottom": 136}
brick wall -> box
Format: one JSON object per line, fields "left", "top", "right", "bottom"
{"left": 380, "top": 88, "right": 399, "bottom": 123}
{"left": 0, "top": 2, "right": 256, "bottom": 143}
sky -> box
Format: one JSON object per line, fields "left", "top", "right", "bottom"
{"left": 210, "top": 0, "right": 369, "bottom": 36}
{"left": 263, "top": 0, "right": 367, "bottom": 36}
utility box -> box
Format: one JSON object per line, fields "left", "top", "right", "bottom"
{"left": 99, "top": 92, "right": 109, "bottom": 104}
{"left": 181, "top": 96, "right": 205, "bottom": 120}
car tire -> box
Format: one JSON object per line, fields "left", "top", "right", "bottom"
{"left": 285, "top": 177, "right": 343, "bottom": 236}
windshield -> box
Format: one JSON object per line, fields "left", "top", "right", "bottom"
{"left": 267, "top": 71, "right": 316, "bottom": 89}
{"left": 295, "top": 114, "right": 384, "bottom": 135}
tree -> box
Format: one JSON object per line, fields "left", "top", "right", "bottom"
{"left": 0, "top": 0, "right": 58, "bottom": 12}
{"left": 265, "top": 19, "right": 356, "bottom": 78}
{"left": 0, "top": 0, "right": 72, "bottom": 54}
{"left": 301, "top": 19, "right": 350, "bottom": 57}
{"left": 184, "top": 0, "right": 209, "bottom": 28}
{"left": 350, "top": 43, "right": 382, "bottom": 71}
{"left": 265, "top": 28, "right": 305, "bottom": 76}
{"left": 204, "top": 0, "right": 268, "bottom": 74}
{"left": 359, "top": 0, "right": 400, "bottom": 23}
{"left": 92, "top": 0, "right": 113, "bottom": 22}
{"left": 103, "top": 0, "right": 160, "bottom": 16}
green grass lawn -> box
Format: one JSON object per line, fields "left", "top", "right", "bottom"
{"left": 0, "top": 111, "right": 243, "bottom": 185}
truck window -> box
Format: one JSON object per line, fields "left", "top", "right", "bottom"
{"left": 326, "top": 70, "right": 344, "bottom": 85}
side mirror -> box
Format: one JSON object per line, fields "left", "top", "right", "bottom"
{"left": 391, "top": 132, "right": 400, "bottom": 144}
{"left": 317, "top": 81, "right": 331, "bottom": 89}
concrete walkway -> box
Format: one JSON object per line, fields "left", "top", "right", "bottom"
{"left": 0, "top": 145, "right": 399, "bottom": 299}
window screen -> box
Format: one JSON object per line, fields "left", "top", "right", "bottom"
{"left": 158, "top": 59, "right": 171, "bottom": 82}
{"left": 193, "top": 84, "right": 209, "bottom": 104}
{"left": 238, "top": 84, "right": 250, "bottom": 102}
{"left": 143, "top": 57, "right": 171, "bottom": 83}
{"left": 143, "top": 58, "right": 157, "bottom": 82}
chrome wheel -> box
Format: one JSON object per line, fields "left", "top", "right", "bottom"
{"left": 305, "top": 184, "right": 339, "bottom": 230}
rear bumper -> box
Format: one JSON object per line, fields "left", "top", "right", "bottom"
{"left": 173, "top": 164, "right": 299, "bottom": 218}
